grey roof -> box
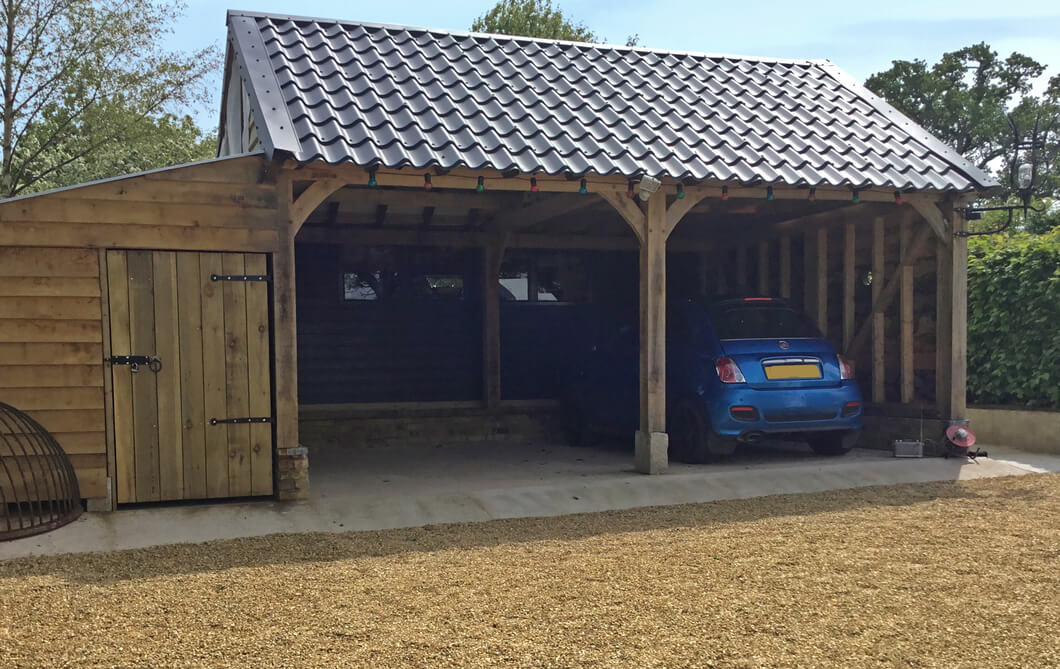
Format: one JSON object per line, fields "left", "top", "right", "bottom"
{"left": 227, "top": 10, "right": 998, "bottom": 192}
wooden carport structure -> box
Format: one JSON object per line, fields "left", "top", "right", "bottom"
{"left": 0, "top": 11, "right": 999, "bottom": 510}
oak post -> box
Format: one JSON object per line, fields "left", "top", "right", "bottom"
{"left": 842, "top": 222, "right": 855, "bottom": 351}
{"left": 274, "top": 172, "right": 307, "bottom": 500}
{"left": 871, "top": 216, "right": 885, "bottom": 403}
{"left": 482, "top": 237, "right": 504, "bottom": 409}
{"left": 636, "top": 192, "right": 668, "bottom": 473}
{"left": 900, "top": 218, "right": 915, "bottom": 403}
{"left": 949, "top": 208, "right": 969, "bottom": 419}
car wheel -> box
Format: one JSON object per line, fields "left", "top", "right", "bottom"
{"left": 807, "top": 430, "right": 858, "bottom": 456}
{"left": 669, "top": 400, "right": 737, "bottom": 463}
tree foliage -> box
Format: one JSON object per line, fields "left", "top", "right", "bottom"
{"left": 471, "top": 0, "right": 638, "bottom": 46}
{"left": 0, "top": 0, "right": 219, "bottom": 197}
{"left": 967, "top": 230, "right": 1060, "bottom": 408}
{"left": 867, "top": 43, "right": 1060, "bottom": 207}
{"left": 472, "top": 0, "right": 596, "bottom": 42}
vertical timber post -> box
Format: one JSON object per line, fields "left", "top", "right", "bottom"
{"left": 274, "top": 172, "right": 309, "bottom": 500}
{"left": 482, "top": 239, "right": 503, "bottom": 409}
{"left": 636, "top": 192, "right": 668, "bottom": 474}
{"left": 871, "top": 216, "right": 885, "bottom": 403}
{"left": 948, "top": 207, "right": 969, "bottom": 420}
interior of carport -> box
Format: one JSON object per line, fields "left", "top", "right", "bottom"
{"left": 287, "top": 166, "right": 964, "bottom": 481}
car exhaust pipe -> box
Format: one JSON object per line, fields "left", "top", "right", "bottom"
{"left": 739, "top": 431, "right": 766, "bottom": 444}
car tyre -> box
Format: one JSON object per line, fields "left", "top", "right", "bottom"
{"left": 807, "top": 430, "right": 859, "bottom": 456}
{"left": 669, "top": 400, "right": 737, "bottom": 463}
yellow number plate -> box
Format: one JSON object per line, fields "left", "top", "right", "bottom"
{"left": 764, "top": 364, "right": 821, "bottom": 380}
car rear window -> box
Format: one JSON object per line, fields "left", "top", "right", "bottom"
{"left": 709, "top": 305, "right": 822, "bottom": 340}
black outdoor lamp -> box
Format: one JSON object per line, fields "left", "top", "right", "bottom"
{"left": 957, "top": 113, "right": 1045, "bottom": 236}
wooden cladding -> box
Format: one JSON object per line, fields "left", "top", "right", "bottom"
{"left": 106, "top": 250, "right": 273, "bottom": 504}
{"left": 0, "top": 155, "right": 281, "bottom": 253}
{"left": 0, "top": 247, "right": 107, "bottom": 498}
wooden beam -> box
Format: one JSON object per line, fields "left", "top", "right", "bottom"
{"left": 297, "top": 225, "right": 640, "bottom": 250}
{"left": 500, "top": 194, "right": 602, "bottom": 230}
{"left": 845, "top": 223, "right": 934, "bottom": 359}
{"left": 779, "top": 235, "right": 791, "bottom": 299}
{"left": 288, "top": 162, "right": 935, "bottom": 203}
{"left": 908, "top": 197, "right": 951, "bottom": 246}
{"left": 816, "top": 227, "right": 828, "bottom": 334}
{"left": 663, "top": 191, "right": 711, "bottom": 237}
{"left": 872, "top": 216, "right": 885, "bottom": 403}
{"left": 900, "top": 218, "right": 915, "bottom": 404}
{"left": 757, "top": 241, "right": 769, "bottom": 295}
{"left": 597, "top": 190, "right": 646, "bottom": 243}
{"left": 842, "top": 222, "right": 855, "bottom": 350}
{"left": 289, "top": 179, "right": 344, "bottom": 234}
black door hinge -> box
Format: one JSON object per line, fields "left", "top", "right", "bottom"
{"left": 211, "top": 274, "right": 270, "bottom": 282}
{"left": 209, "top": 416, "right": 273, "bottom": 425}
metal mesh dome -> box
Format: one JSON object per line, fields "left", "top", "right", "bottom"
{"left": 1, "top": 401, "right": 82, "bottom": 541}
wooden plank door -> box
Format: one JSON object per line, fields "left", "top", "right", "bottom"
{"left": 106, "top": 250, "right": 273, "bottom": 503}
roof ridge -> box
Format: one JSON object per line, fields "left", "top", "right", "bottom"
{"left": 226, "top": 9, "right": 819, "bottom": 66}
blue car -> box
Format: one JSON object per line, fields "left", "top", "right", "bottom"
{"left": 562, "top": 296, "right": 863, "bottom": 462}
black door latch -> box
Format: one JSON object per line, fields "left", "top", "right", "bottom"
{"left": 108, "top": 355, "right": 162, "bottom": 373}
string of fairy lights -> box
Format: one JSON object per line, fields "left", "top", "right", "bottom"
{"left": 363, "top": 167, "right": 905, "bottom": 205}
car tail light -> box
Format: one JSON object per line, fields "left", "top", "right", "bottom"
{"left": 715, "top": 356, "right": 746, "bottom": 384}
{"left": 842, "top": 401, "right": 861, "bottom": 417}
{"left": 730, "top": 405, "right": 759, "bottom": 421}
{"left": 838, "top": 355, "right": 855, "bottom": 380}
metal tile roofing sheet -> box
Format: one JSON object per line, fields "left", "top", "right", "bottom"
{"left": 228, "top": 11, "right": 999, "bottom": 192}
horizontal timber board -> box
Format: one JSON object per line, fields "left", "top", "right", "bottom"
{"left": 0, "top": 464, "right": 106, "bottom": 499}
{"left": 50, "top": 180, "right": 278, "bottom": 208}
{"left": 49, "top": 431, "right": 106, "bottom": 455}
{"left": 0, "top": 277, "right": 101, "bottom": 297}
{"left": 25, "top": 409, "right": 105, "bottom": 433}
{"left": 0, "top": 199, "right": 279, "bottom": 228}
{"left": 0, "top": 342, "right": 102, "bottom": 365}
{"left": 0, "top": 247, "right": 99, "bottom": 277}
{"left": 0, "top": 221, "right": 281, "bottom": 252}
{"left": 0, "top": 296, "right": 102, "bottom": 320}
{"left": 141, "top": 156, "right": 266, "bottom": 183}
{"left": 0, "top": 365, "right": 103, "bottom": 388}
{"left": 0, "top": 387, "right": 104, "bottom": 411}
{"left": 0, "top": 319, "right": 102, "bottom": 343}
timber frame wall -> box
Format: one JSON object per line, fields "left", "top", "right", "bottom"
{"left": 0, "top": 153, "right": 974, "bottom": 507}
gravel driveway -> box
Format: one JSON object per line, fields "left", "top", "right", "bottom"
{"left": 2, "top": 474, "right": 1058, "bottom": 668}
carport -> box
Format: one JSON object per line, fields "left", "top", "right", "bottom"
{"left": 0, "top": 10, "right": 998, "bottom": 514}
{"left": 224, "top": 11, "right": 996, "bottom": 483}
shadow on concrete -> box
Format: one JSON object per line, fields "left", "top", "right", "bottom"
{"left": 3, "top": 474, "right": 1046, "bottom": 585}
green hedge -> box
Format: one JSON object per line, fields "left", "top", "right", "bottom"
{"left": 968, "top": 230, "right": 1060, "bottom": 408}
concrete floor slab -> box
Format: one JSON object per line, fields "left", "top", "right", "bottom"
{"left": 1, "top": 440, "right": 1052, "bottom": 559}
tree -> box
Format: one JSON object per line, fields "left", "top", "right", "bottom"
{"left": 1, "top": 0, "right": 219, "bottom": 198}
{"left": 472, "top": 0, "right": 638, "bottom": 46}
{"left": 472, "top": 0, "right": 596, "bottom": 42}
{"left": 866, "top": 43, "right": 1059, "bottom": 210}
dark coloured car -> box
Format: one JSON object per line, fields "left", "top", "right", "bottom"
{"left": 562, "top": 297, "right": 863, "bottom": 461}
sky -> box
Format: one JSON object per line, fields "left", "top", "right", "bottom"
{"left": 168, "top": 0, "right": 1060, "bottom": 131}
